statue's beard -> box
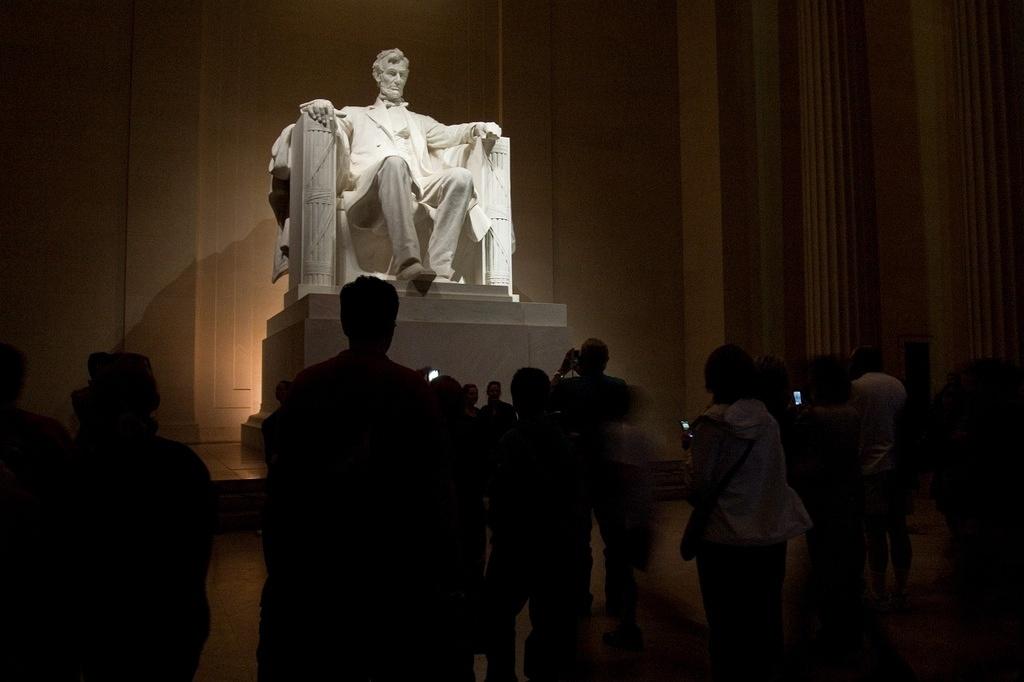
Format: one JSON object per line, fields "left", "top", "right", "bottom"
{"left": 380, "top": 84, "right": 403, "bottom": 101}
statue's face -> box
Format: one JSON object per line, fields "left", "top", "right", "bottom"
{"left": 376, "top": 60, "right": 409, "bottom": 102}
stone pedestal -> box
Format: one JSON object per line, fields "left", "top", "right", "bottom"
{"left": 241, "top": 282, "right": 569, "bottom": 449}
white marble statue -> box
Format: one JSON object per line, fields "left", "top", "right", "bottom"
{"left": 269, "top": 48, "right": 513, "bottom": 291}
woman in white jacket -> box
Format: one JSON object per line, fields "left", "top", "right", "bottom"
{"left": 686, "top": 344, "right": 811, "bottom": 681}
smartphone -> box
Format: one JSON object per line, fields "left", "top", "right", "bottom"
{"left": 792, "top": 390, "right": 802, "bottom": 406}
{"left": 679, "top": 419, "right": 691, "bottom": 432}
{"left": 427, "top": 369, "right": 440, "bottom": 382}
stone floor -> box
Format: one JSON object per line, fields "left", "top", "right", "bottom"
{"left": 193, "top": 484, "right": 1021, "bottom": 681}
{"left": 194, "top": 442, "right": 266, "bottom": 481}
{"left": 196, "top": 500, "right": 716, "bottom": 681}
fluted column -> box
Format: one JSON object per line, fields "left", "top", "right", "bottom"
{"left": 798, "top": 0, "right": 880, "bottom": 357}
{"left": 288, "top": 110, "right": 337, "bottom": 296}
{"left": 481, "top": 138, "right": 514, "bottom": 290}
{"left": 952, "top": 0, "right": 1024, "bottom": 362}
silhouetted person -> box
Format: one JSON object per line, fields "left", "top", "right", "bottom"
{"left": 432, "top": 374, "right": 489, "bottom": 679}
{"left": 791, "top": 355, "right": 864, "bottom": 657}
{"left": 463, "top": 382, "right": 480, "bottom": 418}
{"left": 597, "top": 386, "right": 654, "bottom": 651}
{"left": 685, "top": 344, "right": 811, "bottom": 682}
{"left": 484, "top": 367, "right": 579, "bottom": 682}
{"left": 950, "top": 358, "right": 1024, "bottom": 619}
{"left": 261, "top": 379, "right": 292, "bottom": 468}
{"left": 755, "top": 355, "right": 798, "bottom": 471}
{"left": 549, "top": 338, "right": 628, "bottom": 616}
{"left": 0, "top": 343, "right": 76, "bottom": 681}
{"left": 849, "top": 345, "right": 910, "bottom": 610}
{"left": 70, "top": 352, "right": 215, "bottom": 681}
{"left": 258, "top": 276, "right": 460, "bottom": 680}
{"left": 925, "top": 372, "right": 969, "bottom": 533}
{"left": 479, "top": 380, "right": 516, "bottom": 443}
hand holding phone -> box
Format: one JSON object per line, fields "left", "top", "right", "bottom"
{"left": 679, "top": 419, "right": 693, "bottom": 450}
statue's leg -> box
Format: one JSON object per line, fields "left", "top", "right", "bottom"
{"left": 377, "top": 156, "right": 424, "bottom": 275}
{"left": 420, "top": 167, "right": 473, "bottom": 280}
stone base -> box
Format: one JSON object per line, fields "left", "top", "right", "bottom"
{"left": 283, "top": 278, "right": 519, "bottom": 307}
{"left": 242, "top": 283, "right": 567, "bottom": 449}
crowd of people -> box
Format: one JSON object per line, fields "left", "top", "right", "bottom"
{"left": 256, "top": 277, "right": 649, "bottom": 681}
{"left": 2, "top": 273, "right": 1023, "bottom": 681}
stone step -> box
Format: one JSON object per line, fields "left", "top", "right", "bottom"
{"left": 213, "top": 478, "right": 266, "bottom": 532}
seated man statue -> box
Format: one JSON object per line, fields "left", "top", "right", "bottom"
{"left": 273, "top": 48, "right": 502, "bottom": 284}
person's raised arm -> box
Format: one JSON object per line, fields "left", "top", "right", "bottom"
{"left": 551, "top": 348, "right": 576, "bottom": 386}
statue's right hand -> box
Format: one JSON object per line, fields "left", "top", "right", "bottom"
{"left": 300, "top": 99, "right": 336, "bottom": 127}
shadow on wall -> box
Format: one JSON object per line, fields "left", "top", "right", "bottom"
{"left": 116, "top": 210, "right": 566, "bottom": 441}
{"left": 119, "top": 258, "right": 198, "bottom": 442}
{"left": 114, "top": 217, "right": 283, "bottom": 443}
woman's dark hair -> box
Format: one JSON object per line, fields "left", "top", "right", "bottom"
{"left": 808, "top": 355, "right": 851, "bottom": 405}
{"left": 705, "top": 344, "right": 758, "bottom": 405}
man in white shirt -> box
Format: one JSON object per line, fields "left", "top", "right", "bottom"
{"left": 850, "top": 346, "right": 911, "bottom": 610}
{"left": 304, "top": 49, "right": 501, "bottom": 282}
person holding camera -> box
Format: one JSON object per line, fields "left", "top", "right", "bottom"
{"left": 549, "top": 339, "right": 637, "bottom": 645}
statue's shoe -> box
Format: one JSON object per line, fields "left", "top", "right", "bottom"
{"left": 396, "top": 262, "right": 436, "bottom": 282}
{"left": 432, "top": 268, "right": 456, "bottom": 284}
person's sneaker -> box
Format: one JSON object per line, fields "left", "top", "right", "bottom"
{"left": 602, "top": 625, "right": 643, "bottom": 652}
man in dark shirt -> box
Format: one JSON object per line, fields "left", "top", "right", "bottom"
{"left": 0, "top": 343, "right": 77, "bottom": 681}
{"left": 71, "top": 352, "right": 216, "bottom": 681}
{"left": 484, "top": 367, "right": 579, "bottom": 682}
{"left": 258, "top": 276, "right": 460, "bottom": 680}
{"left": 479, "top": 380, "right": 516, "bottom": 440}
{"left": 549, "top": 339, "right": 633, "bottom": 637}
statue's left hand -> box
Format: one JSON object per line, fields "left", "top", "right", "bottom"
{"left": 473, "top": 122, "right": 502, "bottom": 139}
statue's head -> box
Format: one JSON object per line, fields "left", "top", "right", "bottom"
{"left": 372, "top": 48, "right": 409, "bottom": 103}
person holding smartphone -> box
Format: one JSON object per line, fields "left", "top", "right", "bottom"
{"left": 684, "top": 344, "right": 811, "bottom": 681}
